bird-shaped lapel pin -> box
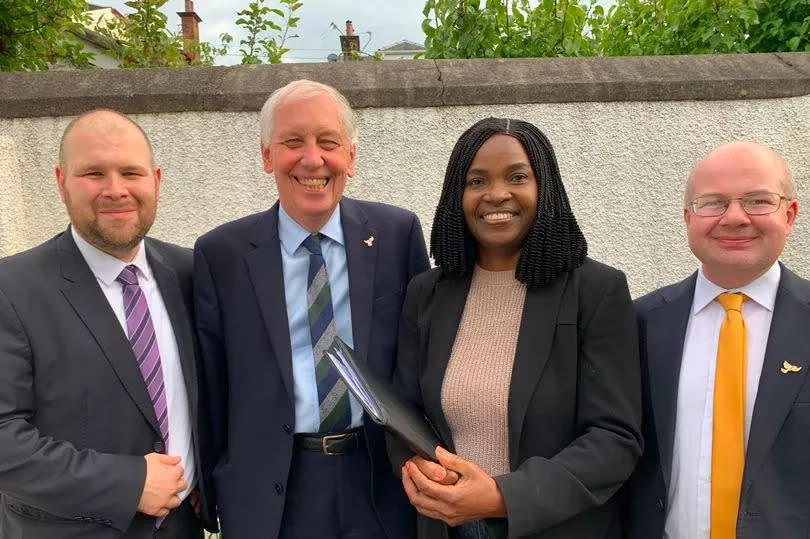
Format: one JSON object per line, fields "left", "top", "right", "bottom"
{"left": 363, "top": 235, "right": 374, "bottom": 247}
{"left": 780, "top": 361, "right": 803, "bottom": 374}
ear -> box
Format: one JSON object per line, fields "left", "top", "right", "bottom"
{"left": 154, "top": 167, "right": 162, "bottom": 200}
{"left": 55, "top": 165, "right": 67, "bottom": 204}
{"left": 683, "top": 206, "right": 691, "bottom": 227}
{"left": 785, "top": 198, "right": 798, "bottom": 234}
{"left": 261, "top": 142, "right": 274, "bottom": 174}
{"left": 346, "top": 143, "right": 357, "bottom": 178}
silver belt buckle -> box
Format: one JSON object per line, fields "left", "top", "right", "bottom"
{"left": 321, "top": 432, "right": 352, "bottom": 455}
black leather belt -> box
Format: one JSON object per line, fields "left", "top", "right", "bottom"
{"left": 293, "top": 428, "right": 363, "bottom": 455}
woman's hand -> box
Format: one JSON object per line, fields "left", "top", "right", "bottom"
{"left": 401, "top": 446, "right": 507, "bottom": 526}
{"left": 407, "top": 455, "right": 459, "bottom": 485}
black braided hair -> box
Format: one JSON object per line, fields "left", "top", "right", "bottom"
{"left": 431, "top": 117, "right": 587, "bottom": 288}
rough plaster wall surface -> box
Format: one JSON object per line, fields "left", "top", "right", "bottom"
{"left": 0, "top": 135, "right": 26, "bottom": 256}
{"left": 1, "top": 97, "right": 808, "bottom": 297}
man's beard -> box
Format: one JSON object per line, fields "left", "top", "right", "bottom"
{"left": 84, "top": 217, "right": 150, "bottom": 254}
{"left": 68, "top": 204, "right": 155, "bottom": 257}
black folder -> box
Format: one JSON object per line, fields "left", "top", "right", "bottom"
{"left": 322, "top": 336, "right": 444, "bottom": 461}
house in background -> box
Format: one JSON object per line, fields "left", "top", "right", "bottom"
{"left": 60, "top": 1, "right": 202, "bottom": 69}
{"left": 60, "top": 4, "right": 125, "bottom": 69}
{"left": 376, "top": 39, "right": 425, "bottom": 60}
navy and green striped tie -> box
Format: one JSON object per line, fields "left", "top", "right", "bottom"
{"left": 302, "top": 233, "right": 351, "bottom": 432}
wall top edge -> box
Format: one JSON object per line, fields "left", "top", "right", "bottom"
{"left": 1, "top": 52, "right": 809, "bottom": 119}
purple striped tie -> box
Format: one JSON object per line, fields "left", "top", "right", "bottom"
{"left": 117, "top": 265, "right": 170, "bottom": 527}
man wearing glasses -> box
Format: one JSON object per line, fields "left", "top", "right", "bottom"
{"left": 625, "top": 141, "right": 808, "bottom": 539}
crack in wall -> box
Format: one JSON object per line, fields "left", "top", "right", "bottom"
{"left": 433, "top": 60, "right": 446, "bottom": 105}
{"left": 773, "top": 53, "right": 810, "bottom": 78}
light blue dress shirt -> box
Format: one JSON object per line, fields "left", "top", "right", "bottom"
{"left": 278, "top": 204, "right": 363, "bottom": 433}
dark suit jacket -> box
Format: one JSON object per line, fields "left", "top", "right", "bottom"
{"left": 0, "top": 229, "right": 215, "bottom": 539}
{"left": 389, "top": 258, "right": 643, "bottom": 539}
{"left": 193, "top": 197, "right": 430, "bottom": 539}
{"left": 624, "top": 264, "right": 810, "bottom": 538}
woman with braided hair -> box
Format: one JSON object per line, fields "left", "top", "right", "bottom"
{"left": 388, "top": 117, "right": 642, "bottom": 539}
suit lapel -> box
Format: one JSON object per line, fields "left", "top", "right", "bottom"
{"left": 646, "top": 274, "right": 695, "bottom": 491}
{"left": 743, "top": 266, "right": 810, "bottom": 495}
{"left": 340, "top": 198, "right": 377, "bottom": 365}
{"left": 146, "top": 242, "right": 198, "bottom": 422}
{"left": 507, "top": 273, "right": 568, "bottom": 466}
{"left": 245, "top": 206, "right": 295, "bottom": 402}
{"left": 424, "top": 274, "right": 470, "bottom": 451}
{"left": 58, "top": 231, "right": 161, "bottom": 436}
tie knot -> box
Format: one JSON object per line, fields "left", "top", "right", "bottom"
{"left": 302, "top": 233, "right": 324, "bottom": 256}
{"left": 116, "top": 265, "right": 139, "bottom": 286}
{"left": 716, "top": 292, "right": 746, "bottom": 313}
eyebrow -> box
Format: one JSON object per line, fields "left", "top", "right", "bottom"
{"left": 275, "top": 129, "right": 344, "bottom": 140}
{"left": 697, "top": 189, "right": 775, "bottom": 197}
{"left": 71, "top": 163, "right": 150, "bottom": 173}
{"left": 467, "top": 162, "right": 531, "bottom": 175}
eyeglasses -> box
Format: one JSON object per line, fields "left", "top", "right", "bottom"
{"left": 689, "top": 192, "right": 791, "bottom": 217}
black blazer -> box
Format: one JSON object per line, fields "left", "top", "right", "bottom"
{"left": 0, "top": 229, "right": 215, "bottom": 538}
{"left": 193, "top": 197, "right": 430, "bottom": 539}
{"left": 624, "top": 264, "right": 810, "bottom": 538}
{"left": 389, "top": 258, "right": 643, "bottom": 539}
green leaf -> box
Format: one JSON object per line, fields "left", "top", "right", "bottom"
{"left": 788, "top": 36, "right": 801, "bottom": 49}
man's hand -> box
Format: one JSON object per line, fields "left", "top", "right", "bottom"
{"left": 401, "top": 446, "right": 506, "bottom": 526}
{"left": 137, "top": 453, "right": 187, "bottom": 517}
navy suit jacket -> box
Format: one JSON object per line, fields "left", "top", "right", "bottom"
{"left": 193, "top": 197, "right": 429, "bottom": 539}
{"left": 624, "top": 264, "right": 810, "bottom": 538}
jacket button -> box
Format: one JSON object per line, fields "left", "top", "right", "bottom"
{"left": 275, "top": 483, "right": 284, "bottom": 494}
{"left": 153, "top": 441, "right": 165, "bottom": 453}
{"left": 656, "top": 498, "right": 665, "bottom": 511}
{"left": 283, "top": 424, "right": 292, "bottom": 434}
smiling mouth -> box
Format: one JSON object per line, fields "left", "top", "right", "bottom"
{"left": 99, "top": 209, "right": 136, "bottom": 215}
{"left": 714, "top": 236, "right": 757, "bottom": 247}
{"left": 715, "top": 236, "right": 755, "bottom": 242}
{"left": 482, "top": 211, "right": 516, "bottom": 223}
{"left": 295, "top": 176, "right": 329, "bottom": 190}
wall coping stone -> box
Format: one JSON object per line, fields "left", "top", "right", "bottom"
{"left": 1, "top": 52, "right": 809, "bottom": 118}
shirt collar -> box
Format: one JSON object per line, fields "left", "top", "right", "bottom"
{"left": 71, "top": 225, "right": 152, "bottom": 286}
{"left": 278, "top": 203, "right": 344, "bottom": 256}
{"left": 693, "top": 262, "right": 781, "bottom": 315}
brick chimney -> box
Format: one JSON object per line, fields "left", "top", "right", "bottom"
{"left": 340, "top": 19, "right": 360, "bottom": 60}
{"left": 177, "top": 0, "right": 202, "bottom": 63}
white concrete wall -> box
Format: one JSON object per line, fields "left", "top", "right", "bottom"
{"left": 1, "top": 96, "right": 808, "bottom": 297}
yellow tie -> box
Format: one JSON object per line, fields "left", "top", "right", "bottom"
{"left": 711, "top": 292, "right": 747, "bottom": 539}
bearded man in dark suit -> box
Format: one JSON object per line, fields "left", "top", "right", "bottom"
{"left": 0, "top": 109, "right": 215, "bottom": 539}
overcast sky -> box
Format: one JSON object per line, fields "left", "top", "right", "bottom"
{"left": 106, "top": 0, "right": 427, "bottom": 64}
{"left": 105, "top": 0, "right": 613, "bottom": 65}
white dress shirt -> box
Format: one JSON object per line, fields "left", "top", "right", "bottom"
{"left": 72, "top": 227, "right": 195, "bottom": 500}
{"left": 664, "top": 262, "right": 780, "bottom": 539}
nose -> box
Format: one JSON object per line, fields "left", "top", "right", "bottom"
{"left": 719, "top": 198, "right": 750, "bottom": 225}
{"left": 300, "top": 140, "right": 325, "bottom": 168}
{"left": 483, "top": 179, "right": 512, "bottom": 204}
{"left": 102, "top": 173, "right": 128, "bottom": 199}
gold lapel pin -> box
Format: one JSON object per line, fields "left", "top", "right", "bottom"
{"left": 780, "top": 360, "right": 803, "bottom": 374}
{"left": 363, "top": 235, "right": 374, "bottom": 247}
